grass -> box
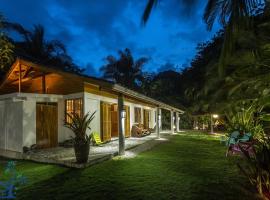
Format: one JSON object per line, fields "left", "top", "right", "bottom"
{"left": 0, "top": 131, "right": 260, "bottom": 200}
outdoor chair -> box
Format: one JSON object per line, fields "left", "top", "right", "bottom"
{"left": 238, "top": 132, "right": 252, "bottom": 142}
{"left": 229, "top": 140, "right": 255, "bottom": 156}
{"left": 226, "top": 131, "right": 253, "bottom": 157}
{"left": 131, "top": 124, "right": 151, "bottom": 137}
{"left": 226, "top": 131, "right": 240, "bottom": 146}
{"left": 92, "top": 132, "right": 103, "bottom": 146}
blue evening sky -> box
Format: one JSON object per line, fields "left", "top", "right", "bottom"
{"left": 0, "top": 0, "right": 220, "bottom": 76}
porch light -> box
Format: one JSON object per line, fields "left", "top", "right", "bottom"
{"left": 121, "top": 110, "right": 126, "bottom": 118}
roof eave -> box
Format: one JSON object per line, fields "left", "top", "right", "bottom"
{"left": 112, "top": 84, "right": 184, "bottom": 113}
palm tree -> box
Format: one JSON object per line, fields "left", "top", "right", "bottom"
{"left": 185, "top": 10, "right": 270, "bottom": 114}
{"left": 203, "top": 0, "right": 264, "bottom": 31}
{"left": 203, "top": 0, "right": 264, "bottom": 74}
{"left": 101, "top": 48, "right": 148, "bottom": 90}
{"left": 142, "top": 0, "right": 264, "bottom": 74}
{"left": 0, "top": 14, "right": 14, "bottom": 73}
{"left": 141, "top": 0, "right": 197, "bottom": 25}
{"left": 3, "top": 23, "right": 83, "bottom": 74}
{"left": 16, "top": 25, "right": 66, "bottom": 61}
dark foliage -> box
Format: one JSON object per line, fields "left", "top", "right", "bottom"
{"left": 101, "top": 48, "right": 148, "bottom": 91}
{"left": 1, "top": 22, "right": 83, "bottom": 79}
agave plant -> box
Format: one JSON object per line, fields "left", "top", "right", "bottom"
{"left": 65, "top": 112, "right": 96, "bottom": 163}
{"left": 65, "top": 112, "right": 96, "bottom": 144}
{"left": 238, "top": 137, "right": 270, "bottom": 199}
{"left": 225, "top": 102, "right": 266, "bottom": 138}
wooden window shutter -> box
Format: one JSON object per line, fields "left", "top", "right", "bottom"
{"left": 100, "top": 102, "right": 111, "bottom": 142}
{"left": 125, "top": 105, "right": 130, "bottom": 137}
{"left": 143, "top": 109, "right": 150, "bottom": 129}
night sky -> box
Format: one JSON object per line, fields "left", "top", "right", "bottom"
{"left": 0, "top": 0, "right": 220, "bottom": 76}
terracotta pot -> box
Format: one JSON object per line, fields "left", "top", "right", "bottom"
{"left": 74, "top": 141, "right": 90, "bottom": 163}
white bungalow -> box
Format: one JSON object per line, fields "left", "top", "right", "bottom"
{"left": 0, "top": 58, "right": 183, "bottom": 157}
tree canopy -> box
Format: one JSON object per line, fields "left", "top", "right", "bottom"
{"left": 1, "top": 21, "right": 83, "bottom": 78}
{"left": 101, "top": 48, "right": 148, "bottom": 91}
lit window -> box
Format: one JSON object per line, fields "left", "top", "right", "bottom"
{"left": 65, "top": 98, "right": 83, "bottom": 123}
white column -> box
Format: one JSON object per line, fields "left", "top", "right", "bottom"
{"left": 18, "top": 64, "right": 22, "bottom": 93}
{"left": 160, "top": 108, "right": 162, "bottom": 132}
{"left": 171, "top": 110, "right": 174, "bottom": 134}
{"left": 156, "top": 107, "right": 160, "bottom": 138}
{"left": 176, "top": 112, "right": 180, "bottom": 132}
{"left": 118, "top": 94, "right": 125, "bottom": 155}
{"left": 210, "top": 114, "right": 214, "bottom": 134}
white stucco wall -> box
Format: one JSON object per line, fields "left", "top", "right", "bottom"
{"left": 22, "top": 100, "right": 36, "bottom": 147}
{"left": 0, "top": 100, "right": 23, "bottom": 152}
{"left": 0, "top": 102, "right": 5, "bottom": 150}
{"left": 21, "top": 94, "right": 68, "bottom": 146}
{"left": 0, "top": 91, "right": 160, "bottom": 153}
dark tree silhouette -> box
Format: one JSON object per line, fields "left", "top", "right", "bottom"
{"left": 0, "top": 14, "right": 14, "bottom": 75}
{"left": 101, "top": 48, "right": 148, "bottom": 90}
{"left": 142, "top": 0, "right": 264, "bottom": 74}
{"left": 3, "top": 23, "right": 83, "bottom": 74}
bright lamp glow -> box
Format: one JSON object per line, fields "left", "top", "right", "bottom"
{"left": 212, "top": 114, "right": 219, "bottom": 119}
{"left": 121, "top": 110, "right": 126, "bottom": 118}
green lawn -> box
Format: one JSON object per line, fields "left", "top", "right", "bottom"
{"left": 0, "top": 131, "right": 260, "bottom": 200}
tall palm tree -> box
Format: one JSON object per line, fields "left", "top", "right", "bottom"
{"left": 0, "top": 14, "right": 14, "bottom": 73}
{"left": 16, "top": 25, "right": 66, "bottom": 61}
{"left": 141, "top": 0, "right": 197, "bottom": 25}
{"left": 142, "top": 0, "right": 264, "bottom": 74}
{"left": 4, "top": 23, "right": 83, "bottom": 74}
{"left": 203, "top": 0, "right": 264, "bottom": 30}
{"left": 101, "top": 48, "right": 148, "bottom": 90}
{"left": 203, "top": 0, "right": 264, "bottom": 74}
{"left": 186, "top": 10, "right": 270, "bottom": 114}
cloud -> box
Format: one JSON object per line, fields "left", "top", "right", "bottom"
{"left": 0, "top": 0, "right": 220, "bottom": 76}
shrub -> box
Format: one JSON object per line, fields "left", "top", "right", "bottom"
{"left": 238, "top": 137, "right": 270, "bottom": 199}
{"left": 179, "top": 113, "right": 194, "bottom": 129}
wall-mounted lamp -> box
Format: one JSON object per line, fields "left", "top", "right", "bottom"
{"left": 121, "top": 110, "right": 126, "bottom": 118}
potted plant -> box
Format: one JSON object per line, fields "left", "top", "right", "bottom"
{"left": 65, "top": 112, "right": 96, "bottom": 163}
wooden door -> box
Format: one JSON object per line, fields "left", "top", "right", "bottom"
{"left": 125, "top": 106, "right": 130, "bottom": 137}
{"left": 143, "top": 109, "right": 150, "bottom": 129}
{"left": 36, "top": 103, "right": 58, "bottom": 148}
{"left": 100, "top": 102, "right": 111, "bottom": 142}
{"left": 111, "top": 104, "right": 119, "bottom": 137}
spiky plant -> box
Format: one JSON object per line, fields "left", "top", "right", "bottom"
{"left": 65, "top": 112, "right": 96, "bottom": 145}
{"left": 238, "top": 137, "right": 270, "bottom": 199}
